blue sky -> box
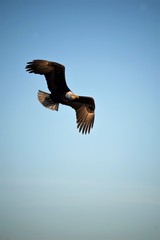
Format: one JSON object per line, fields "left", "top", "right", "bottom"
{"left": 0, "top": 0, "right": 160, "bottom": 239}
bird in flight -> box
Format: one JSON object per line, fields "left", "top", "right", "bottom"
{"left": 26, "top": 59, "right": 95, "bottom": 134}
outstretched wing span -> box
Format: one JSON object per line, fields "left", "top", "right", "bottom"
{"left": 25, "top": 60, "right": 70, "bottom": 93}
{"left": 26, "top": 59, "right": 96, "bottom": 134}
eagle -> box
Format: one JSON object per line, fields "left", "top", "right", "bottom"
{"left": 25, "top": 59, "right": 95, "bottom": 134}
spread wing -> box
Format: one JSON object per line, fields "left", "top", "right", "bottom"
{"left": 25, "top": 59, "right": 70, "bottom": 93}
{"left": 76, "top": 105, "right": 95, "bottom": 134}
{"left": 70, "top": 97, "right": 95, "bottom": 134}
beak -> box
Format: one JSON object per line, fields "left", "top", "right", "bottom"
{"left": 73, "top": 94, "right": 79, "bottom": 99}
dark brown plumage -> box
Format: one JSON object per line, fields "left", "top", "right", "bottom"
{"left": 26, "top": 59, "right": 95, "bottom": 134}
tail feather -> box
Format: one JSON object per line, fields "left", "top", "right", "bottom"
{"left": 38, "top": 90, "right": 59, "bottom": 111}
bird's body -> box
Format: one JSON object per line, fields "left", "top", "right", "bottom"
{"left": 26, "top": 59, "right": 95, "bottom": 134}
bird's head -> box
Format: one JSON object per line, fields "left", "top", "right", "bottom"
{"left": 65, "top": 91, "right": 79, "bottom": 100}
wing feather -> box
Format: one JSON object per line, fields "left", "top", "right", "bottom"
{"left": 76, "top": 105, "right": 95, "bottom": 134}
{"left": 26, "top": 59, "right": 70, "bottom": 93}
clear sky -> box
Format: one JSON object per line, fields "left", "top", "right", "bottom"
{"left": 0, "top": 0, "right": 159, "bottom": 240}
